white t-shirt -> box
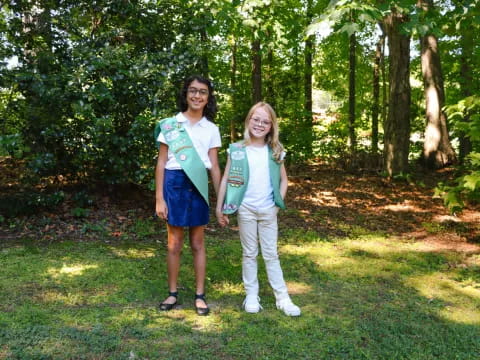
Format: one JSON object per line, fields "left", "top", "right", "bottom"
{"left": 157, "top": 113, "right": 221, "bottom": 170}
{"left": 242, "top": 144, "right": 275, "bottom": 210}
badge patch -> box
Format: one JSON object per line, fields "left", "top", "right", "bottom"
{"left": 179, "top": 154, "right": 187, "bottom": 161}
{"left": 165, "top": 130, "right": 180, "bottom": 142}
{"left": 231, "top": 150, "right": 245, "bottom": 161}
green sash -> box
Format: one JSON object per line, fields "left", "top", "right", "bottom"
{"left": 222, "top": 142, "right": 285, "bottom": 214}
{"left": 155, "top": 117, "right": 209, "bottom": 205}
{"left": 223, "top": 143, "right": 249, "bottom": 214}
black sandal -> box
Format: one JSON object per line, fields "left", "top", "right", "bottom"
{"left": 159, "top": 291, "right": 178, "bottom": 311}
{"left": 194, "top": 294, "right": 210, "bottom": 316}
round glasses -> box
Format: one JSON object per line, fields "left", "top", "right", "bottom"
{"left": 250, "top": 117, "right": 272, "bottom": 127}
{"left": 187, "top": 87, "right": 209, "bottom": 96}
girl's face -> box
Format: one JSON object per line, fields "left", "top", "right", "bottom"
{"left": 248, "top": 107, "right": 272, "bottom": 140}
{"left": 186, "top": 79, "right": 209, "bottom": 113}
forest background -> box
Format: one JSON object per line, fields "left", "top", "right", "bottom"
{"left": 0, "top": 0, "right": 479, "bottom": 216}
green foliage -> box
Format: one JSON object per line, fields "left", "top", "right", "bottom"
{"left": 71, "top": 207, "right": 90, "bottom": 218}
{"left": 0, "top": 0, "right": 478, "bottom": 185}
{"left": 0, "top": 133, "right": 29, "bottom": 157}
{"left": 435, "top": 96, "right": 480, "bottom": 212}
{"left": 0, "top": 191, "right": 65, "bottom": 218}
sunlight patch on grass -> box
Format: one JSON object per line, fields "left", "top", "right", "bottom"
{"left": 407, "top": 274, "right": 480, "bottom": 324}
{"left": 110, "top": 308, "right": 147, "bottom": 327}
{"left": 47, "top": 264, "right": 98, "bottom": 278}
{"left": 107, "top": 246, "right": 157, "bottom": 259}
{"left": 213, "top": 281, "right": 244, "bottom": 295}
{"left": 280, "top": 243, "right": 337, "bottom": 258}
{"left": 38, "top": 290, "right": 84, "bottom": 305}
{"left": 281, "top": 228, "right": 328, "bottom": 243}
{"left": 190, "top": 315, "right": 221, "bottom": 332}
{"left": 285, "top": 281, "right": 312, "bottom": 295}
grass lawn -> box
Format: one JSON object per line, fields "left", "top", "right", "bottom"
{"left": 1, "top": 218, "right": 479, "bottom": 360}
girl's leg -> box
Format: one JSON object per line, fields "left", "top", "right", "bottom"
{"left": 163, "top": 224, "right": 184, "bottom": 304}
{"left": 258, "top": 207, "right": 289, "bottom": 301}
{"left": 237, "top": 205, "right": 260, "bottom": 297}
{"left": 189, "top": 225, "right": 207, "bottom": 307}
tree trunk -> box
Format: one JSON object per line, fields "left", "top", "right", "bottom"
{"left": 266, "top": 41, "right": 276, "bottom": 108}
{"left": 348, "top": 30, "right": 356, "bottom": 153}
{"left": 251, "top": 38, "right": 262, "bottom": 104}
{"left": 303, "top": 0, "right": 314, "bottom": 155}
{"left": 459, "top": 26, "right": 474, "bottom": 163}
{"left": 379, "top": 23, "right": 387, "bottom": 131}
{"left": 200, "top": 23, "right": 209, "bottom": 77}
{"left": 372, "top": 33, "right": 382, "bottom": 154}
{"left": 418, "top": 0, "right": 456, "bottom": 169}
{"left": 383, "top": 8, "right": 411, "bottom": 176}
{"left": 230, "top": 37, "right": 237, "bottom": 142}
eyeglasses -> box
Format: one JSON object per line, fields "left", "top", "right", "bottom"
{"left": 250, "top": 117, "right": 272, "bottom": 127}
{"left": 187, "top": 87, "right": 209, "bottom": 96}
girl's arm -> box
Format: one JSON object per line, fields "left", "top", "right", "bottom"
{"left": 279, "top": 163, "right": 288, "bottom": 200}
{"left": 208, "top": 147, "right": 221, "bottom": 196}
{"left": 155, "top": 143, "right": 169, "bottom": 220}
{"left": 215, "top": 156, "right": 231, "bottom": 227}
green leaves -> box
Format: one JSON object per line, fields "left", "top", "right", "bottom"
{"left": 463, "top": 173, "right": 480, "bottom": 191}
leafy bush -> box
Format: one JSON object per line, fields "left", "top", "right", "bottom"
{"left": 0, "top": 191, "right": 65, "bottom": 218}
{"left": 435, "top": 96, "right": 480, "bottom": 212}
{"left": 0, "top": 133, "right": 29, "bottom": 157}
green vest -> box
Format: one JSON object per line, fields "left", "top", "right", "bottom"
{"left": 222, "top": 142, "right": 286, "bottom": 214}
{"left": 155, "top": 117, "right": 209, "bottom": 205}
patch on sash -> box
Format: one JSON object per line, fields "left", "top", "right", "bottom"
{"left": 175, "top": 145, "right": 192, "bottom": 154}
{"left": 162, "top": 123, "right": 173, "bottom": 131}
{"left": 231, "top": 150, "right": 245, "bottom": 161}
{"left": 223, "top": 203, "right": 238, "bottom": 211}
{"left": 165, "top": 130, "right": 180, "bottom": 142}
{"left": 227, "top": 175, "right": 244, "bottom": 187}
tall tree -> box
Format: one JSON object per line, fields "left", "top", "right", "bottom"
{"left": 382, "top": 5, "right": 411, "bottom": 176}
{"left": 265, "top": 30, "right": 276, "bottom": 107}
{"left": 304, "top": 0, "right": 315, "bottom": 155}
{"left": 348, "top": 22, "right": 356, "bottom": 153}
{"left": 458, "top": 15, "right": 474, "bottom": 162}
{"left": 251, "top": 37, "right": 262, "bottom": 103}
{"left": 371, "top": 26, "right": 383, "bottom": 154}
{"left": 418, "top": 0, "right": 456, "bottom": 169}
{"left": 230, "top": 36, "right": 238, "bottom": 142}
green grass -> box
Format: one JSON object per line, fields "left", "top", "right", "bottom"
{"left": 1, "top": 228, "right": 479, "bottom": 359}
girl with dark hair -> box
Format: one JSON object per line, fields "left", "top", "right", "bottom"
{"left": 178, "top": 75, "right": 218, "bottom": 121}
{"left": 155, "top": 75, "right": 221, "bottom": 316}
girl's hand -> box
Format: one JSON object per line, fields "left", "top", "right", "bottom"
{"left": 216, "top": 209, "right": 229, "bottom": 227}
{"left": 156, "top": 200, "right": 168, "bottom": 220}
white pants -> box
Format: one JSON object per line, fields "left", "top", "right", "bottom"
{"left": 237, "top": 204, "right": 289, "bottom": 301}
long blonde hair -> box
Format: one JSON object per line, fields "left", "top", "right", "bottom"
{"left": 243, "top": 102, "right": 284, "bottom": 162}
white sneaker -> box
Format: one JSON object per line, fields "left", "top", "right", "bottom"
{"left": 276, "top": 298, "right": 301, "bottom": 316}
{"left": 243, "top": 295, "right": 262, "bottom": 313}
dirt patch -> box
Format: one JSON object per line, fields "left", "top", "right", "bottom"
{"left": 1, "top": 159, "right": 479, "bottom": 253}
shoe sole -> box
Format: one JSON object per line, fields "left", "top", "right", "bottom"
{"left": 276, "top": 305, "right": 301, "bottom": 317}
{"left": 283, "top": 311, "right": 301, "bottom": 316}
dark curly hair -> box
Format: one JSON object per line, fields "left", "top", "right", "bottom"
{"left": 177, "top": 75, "right": 218, "bottom": 121}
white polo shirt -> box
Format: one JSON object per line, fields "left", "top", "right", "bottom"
{"left": 157, "top": 112, "right": 221, "bottom": 170}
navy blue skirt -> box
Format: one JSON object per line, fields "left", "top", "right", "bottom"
{"left": 163, "top": 169, "right": 209, "bottom": 227}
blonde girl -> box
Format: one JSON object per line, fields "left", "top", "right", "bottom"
{"left": 216, "top": 102, "right": 301, "bottom": 316}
